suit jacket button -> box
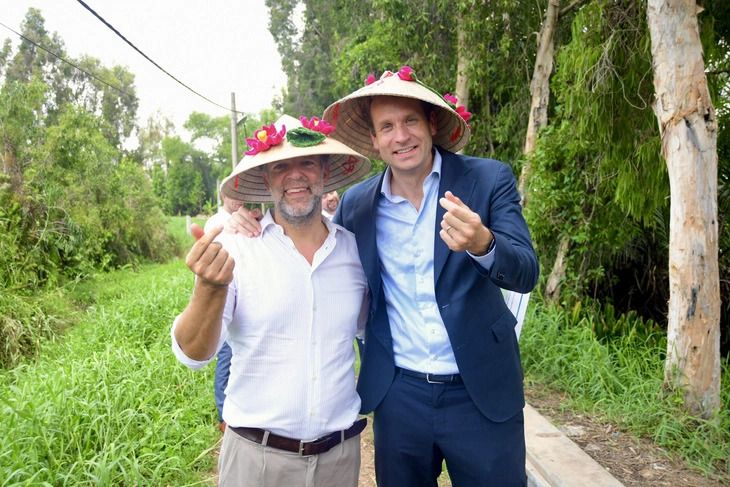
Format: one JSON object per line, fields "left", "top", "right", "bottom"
{"left": 497, "top": 271, "right": 505, "bottom": 280}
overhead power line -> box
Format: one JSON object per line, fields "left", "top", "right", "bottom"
{"left": 75, "top": 0, "right": 246, "bottom": 116}
{"left": 0, "top": 20, "right": 136, "bottom": 100}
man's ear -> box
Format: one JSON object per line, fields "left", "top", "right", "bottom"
{"left": 322, "top": 162, "right": 331, "bottom": 184}
{"left": 429, "top": 111, "right": 438, "bottom": 137}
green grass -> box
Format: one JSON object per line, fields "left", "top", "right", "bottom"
{"left": 166, "top": 215, "right": 206, "bottom": 251}
{"left": 0, "top": 261, "right": 218, "bottom": 486}
{"left": 520, "top": 300, "right": 730, "bottom": 483}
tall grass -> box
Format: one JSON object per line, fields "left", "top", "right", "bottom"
{"left": 520, "top": 300, "right": 730, "bottom": 482}
{"left": 167, "top": 216, "right": 206, "bottom": 251}
{"left": 0, "top": 216, "right": 201, "bottom": 370}
{"left": 0, "top": 261, "right": 218, "bottom": 486}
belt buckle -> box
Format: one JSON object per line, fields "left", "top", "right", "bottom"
{"left": 426, "top": 373, "right": 446, "bottom": 384}
{"left": 298, "top": 437, "right": 328, "bottom": 456}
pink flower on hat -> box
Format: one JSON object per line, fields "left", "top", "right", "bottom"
{"left": 245, "top": 123, "right": 286, "bottom": 155}
{"left": 365, "top": 74, "right": 376, "bottom": 85}
{"left": 456, "top": 105, "right": 472, "bottom": 122}
{"left": 443, "top": 93, "right": 472, "bottom": 123}
{"left": 300, "top": 116, "right": 335, "bottom": 135}
{"left": 444, "top": 93, "right": 458, "bottom": 105}
{"left": 397, "top": 66, "right": 415, "bottom": 81}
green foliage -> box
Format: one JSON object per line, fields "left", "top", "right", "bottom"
{"left": 521, "top": 300, "right": 730, "bottom": 481}
{"left": 0, "top": 13, "right": 182, "bottom": 369}
{"left": 524, "top": 0, "right": 669, "bottom": 305}
{"left": 0, "top": 262, "right": 218, "bottom": 485}
{"left": 3, "top": 9, "right": 137, "bottom": 149}
{"left": 570, "top": 299, "right": 662, "bottom": 343}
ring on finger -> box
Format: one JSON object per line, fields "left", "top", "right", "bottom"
{"left": 445, "top": 225, "right": 452, "bottom": 235}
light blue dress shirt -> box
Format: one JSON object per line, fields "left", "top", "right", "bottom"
{"left": 376, "top": 150, "right": 495, "bottom": 374}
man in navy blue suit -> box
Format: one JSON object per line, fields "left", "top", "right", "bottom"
{"left": 320, "top": 67, "right": 539, "bottom": 486}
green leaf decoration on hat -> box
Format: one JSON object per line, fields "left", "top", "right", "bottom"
{"left": 286, "top": 127, "right": 325, "bottom": 147}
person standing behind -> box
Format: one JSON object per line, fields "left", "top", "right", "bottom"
{"left": 203, "top": 194, "right": 244, "bottom": 433}
{"left": 171, "top": 114, "right": 371, "bottom": 486}
{"left": 205, "top": 194, "right": 245, "bottom": 233}
{"left": 322, "top": 67, "right": 539, "bottom": 486}
{"left": 321, "top": 190, "right": 340, "bottom": 220}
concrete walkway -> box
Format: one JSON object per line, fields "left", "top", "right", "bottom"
{"left": 525, "top": 404, "right": 625, "bottom": 487}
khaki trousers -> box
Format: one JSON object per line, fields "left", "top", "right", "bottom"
{"left": 218, "top": 428, "right": 361, "bottom": 487}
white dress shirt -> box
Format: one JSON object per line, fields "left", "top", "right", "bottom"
{"left": 171, "top": 211, "right": 369, "bottom": 440}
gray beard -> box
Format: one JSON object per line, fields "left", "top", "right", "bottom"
{"left": 274, "top": 194, "right": 321, "bottom": 228}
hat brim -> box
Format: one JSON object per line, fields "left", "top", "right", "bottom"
{"left": 220, "top": 115, "right": 371, "bottom": 203}
{"left": 322, "top": 75, "right": 470, "bottom": 160}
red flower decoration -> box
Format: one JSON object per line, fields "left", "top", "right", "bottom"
{"left": 245, "top": 123, "right": 286, "bottom": 155}
{"left": 365, "top": 74, "right": 376, "bottom": 85}
{"left": 443, "top": 93, "right": 471, "bottom": 122}
{"left": 456, "top": 105, "right": 472, "bottom": 122}
{"left": 300, "top": 116, "right": 335, "bottom": 135}
{"left": 397, "top": 65, "right": 414, "bottom": 81}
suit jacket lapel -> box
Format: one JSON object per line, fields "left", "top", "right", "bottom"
{"left": 352, "top": 173, "right": 384, "bottom": 310}
{"left": 434, "top": 150, "right": 476, "bottom": 284}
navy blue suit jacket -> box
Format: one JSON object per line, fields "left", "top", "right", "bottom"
{"left": 335, "top": 149, "right": 539, "bottom": 422}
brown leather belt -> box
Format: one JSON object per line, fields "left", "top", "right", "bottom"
{"left": 229, "top": 417, "right": 367, "bottom": 456}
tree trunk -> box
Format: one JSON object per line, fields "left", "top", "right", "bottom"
{"left": 647, "top": 0, "right": 721, "bottom": 417}
{"left": 544, "top": 234, "right": 570, "bottom": 303}
{"left": 455, "top": 24, "right": 469, "bottom": 110}
{"left": 456, "top": 10, "right": 470, "bottom": 155}
{"left": 519, "top": 0, "right": 560, "bottom": 207}
{"left": 522, "top": 0, "right": 565, "bottom": 305}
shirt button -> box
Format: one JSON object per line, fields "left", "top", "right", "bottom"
{"left": 313, "top": 305, "right": 317, "bottom": 310}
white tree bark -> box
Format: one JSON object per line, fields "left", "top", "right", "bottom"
{"left": 519, "top": 0, "right": 560, "bottom": 205}
{"left": 455, "top": 25, "right": 470, "bottom": 110}
{"left": 647, "top": 0, "right": 720, "bottom": 417}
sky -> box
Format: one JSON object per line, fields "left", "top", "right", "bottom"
{"left": 1, "top": 1, "right": 289, "bottom": 140}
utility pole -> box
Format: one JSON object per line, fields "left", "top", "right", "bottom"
{"left": 230, "top": 92, "right": 238, "bottom": 170}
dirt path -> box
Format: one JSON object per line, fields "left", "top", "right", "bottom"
{"left": 525, "top": 383, "right": 728, "bottom": 487}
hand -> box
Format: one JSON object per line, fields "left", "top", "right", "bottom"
{"left": 438, "top": 191, "right": 494, "bottom": 255}
{"left": 186, "top": 224, "right": 235, "bottom": 286}
{"left": 227, "top": 207, "right": 264, "bottom": 237}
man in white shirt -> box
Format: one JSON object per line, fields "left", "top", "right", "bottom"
{"left": 171, "top": 114, "right": 371, "bottom": 487}
{"left": 321, "top": 190, "right": 340, "bottom": 220}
